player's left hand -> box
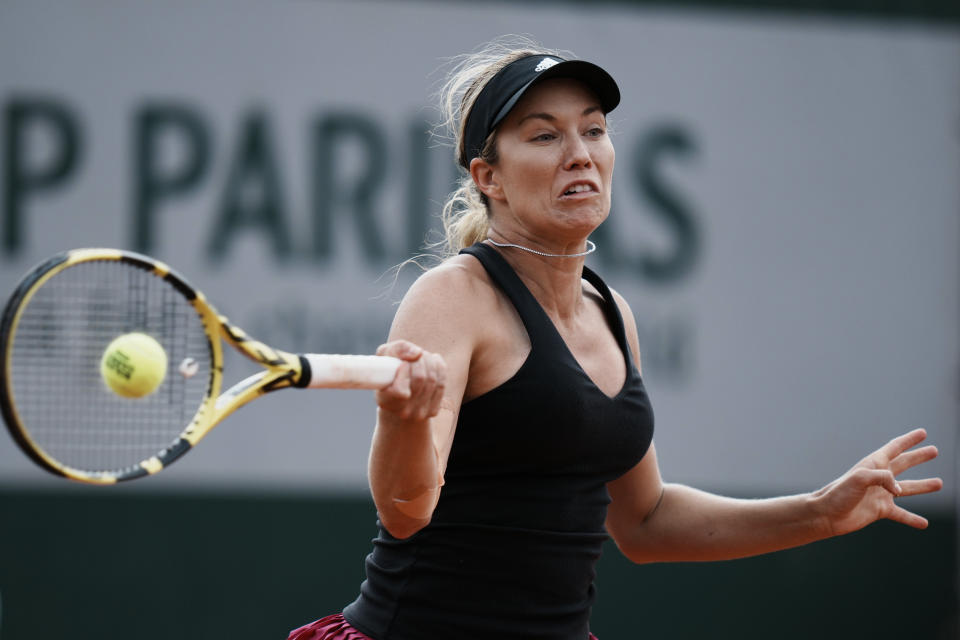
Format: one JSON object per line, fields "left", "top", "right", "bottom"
{"left": 813, "top": 428, "right": 942, "bottom": 536}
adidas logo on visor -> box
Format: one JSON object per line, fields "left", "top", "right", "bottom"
{"left": 534, "top": 58, "right": 560, "bottom": 72}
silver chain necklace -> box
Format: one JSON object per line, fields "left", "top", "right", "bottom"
{"left": 486, "top": 238, "right": 596, "bottom": 258}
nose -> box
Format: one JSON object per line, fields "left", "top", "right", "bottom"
{"left": 562, "top": 133, "right": 592, "bottom": 170}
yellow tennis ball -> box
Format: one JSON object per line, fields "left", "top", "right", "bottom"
{"left": 100, "top": 333, "right": 168, "bottom": 398}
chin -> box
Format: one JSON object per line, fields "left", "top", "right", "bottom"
{"left": 566, "top": 209, "right": 609, "bottom": 232}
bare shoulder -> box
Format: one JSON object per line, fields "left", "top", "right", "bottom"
{"left": 388, "top": 254, "right": 498, "bottom": 349}
{"left": 397, "top": 254, "right": 495, "bottom": 312}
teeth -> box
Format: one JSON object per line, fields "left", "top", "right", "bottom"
{"left": 565, "top": 184, "right": 593, "bottom": 195}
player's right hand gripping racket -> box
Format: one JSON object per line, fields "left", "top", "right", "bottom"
{"left": 0, "top": 248, "right": 401, "bottom": 484}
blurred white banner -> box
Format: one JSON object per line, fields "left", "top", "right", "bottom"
{"left": 0, "top": 0, "right": 956, "bottom": 504}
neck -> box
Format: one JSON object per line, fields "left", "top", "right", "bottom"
{"left": 484, "top": 235, "right": 592, "bottom": 320}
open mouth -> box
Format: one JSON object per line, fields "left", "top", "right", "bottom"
{"left": 562, "top": 183, "right": 597, "bottom": 196}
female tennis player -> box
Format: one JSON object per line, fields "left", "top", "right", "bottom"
{"left": 288, "top": 37, "right": 942, "bottom": 640}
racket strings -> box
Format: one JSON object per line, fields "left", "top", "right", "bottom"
{"left": 8, "top": 260, "right": 212, "bottom": 475}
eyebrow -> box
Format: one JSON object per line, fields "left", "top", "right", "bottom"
{"left": 516, "top": 105, "right": 604, "bottom": 126}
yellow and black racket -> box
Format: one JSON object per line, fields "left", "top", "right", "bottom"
{"left": 0, "top": 248, "right": 401, "bottom": 484}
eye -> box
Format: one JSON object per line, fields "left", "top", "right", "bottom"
{"left": 585, "top": 126, "right": 606, "bottom": 138}
{"left": 531, "top": 132, "right": 556, "bottom": 142}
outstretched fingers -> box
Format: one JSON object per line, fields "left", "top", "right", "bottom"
{"left": 824, "top": 429, "right": 943, "bottom": 536}
{"left": 896, "top": 477, "right": 944, "bottom": 497}
{"left": 881, "top": 430, "right": 942, "bottom": 498}
{"left": 890, "top": 444, "right": 939, "bottom": 476}
{"left": 871, "top": 432, "right": 942, "bottom": 527}
{"left": 878, "top": 428, "right": 929, "bottom": 463}
{"left": 886, "top": 504, "right": 930, "bottom": 529}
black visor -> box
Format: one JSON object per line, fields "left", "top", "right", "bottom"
{"left": 460, "top": 54, "right": 620, "bottom": 168}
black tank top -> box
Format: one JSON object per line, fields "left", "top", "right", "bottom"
{"left": 343, "top": 243, "right": 654, "bottom": 640}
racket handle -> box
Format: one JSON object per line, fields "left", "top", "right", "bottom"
{"left": 300, "top": 354, "right": 402, "bottom": 389}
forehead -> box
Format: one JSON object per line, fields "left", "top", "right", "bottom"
{"left": 504, "top": 77, "right": 604, "bottom": 124}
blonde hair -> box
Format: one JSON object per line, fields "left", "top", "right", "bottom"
{"left": 431, "top": 36, "right": 568, "bottom": 258}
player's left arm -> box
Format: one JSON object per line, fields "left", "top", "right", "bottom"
{"left": 604, "top": 291, "right": 943, "bottom": 564}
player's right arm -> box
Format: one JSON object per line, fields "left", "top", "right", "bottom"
{"left": 368, "top": 258, "right": 486, "bottom": 539}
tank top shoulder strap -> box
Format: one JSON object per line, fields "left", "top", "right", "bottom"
{"left": 581, "top": 265, "right": 636, "bottom": 371}
{"left": 459, "top": 243, "right": 559, "bottom": 351}
{"left": 459, "top": 243, "right": 635, "bottom": 373}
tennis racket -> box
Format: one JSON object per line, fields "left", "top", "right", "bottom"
{"left": 0, "top": 248, "right": 401, "bottom": 484}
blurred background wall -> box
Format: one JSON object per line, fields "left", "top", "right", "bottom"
{"left": 0, "top": 0, "right": 957, "bottom": 638}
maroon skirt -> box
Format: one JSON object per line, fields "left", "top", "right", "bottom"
{"left": 288, "top": 614, "right": 372, "bottom": 640}
{"left": 287, "top": 614, "right": 600, "bottom": 639}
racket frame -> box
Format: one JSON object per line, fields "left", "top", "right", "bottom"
{"left": 0, "top": 248, "right": 313, "bottom": 484}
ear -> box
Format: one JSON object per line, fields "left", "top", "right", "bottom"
{"left": 469, "top": 157, "right": 504, "bottom": 202}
